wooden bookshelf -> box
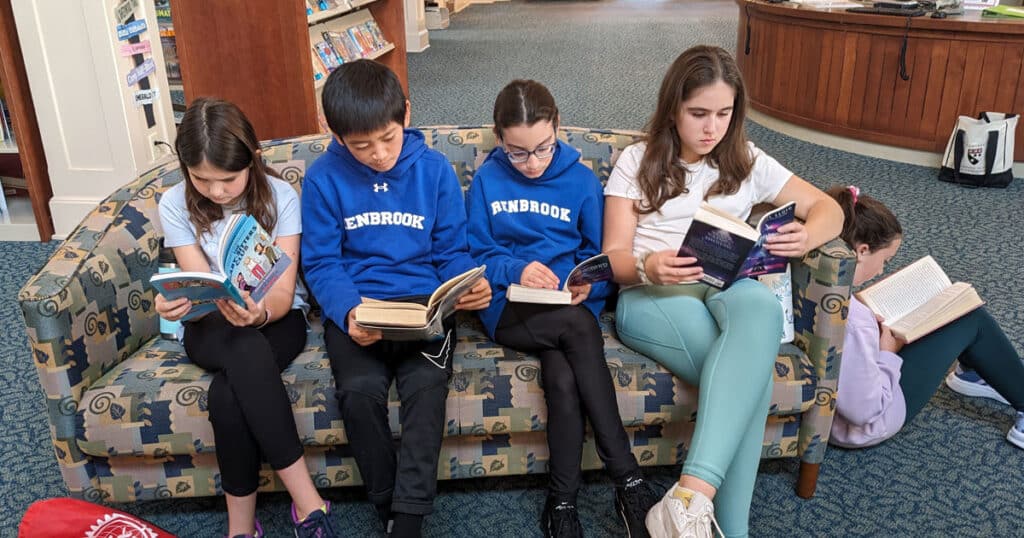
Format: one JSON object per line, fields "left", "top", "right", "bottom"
{"left": 0, "top": 0, "right": 53, "bottom": 241}
{"left": 171, "top": 0, "right": 407, "bottom": 140}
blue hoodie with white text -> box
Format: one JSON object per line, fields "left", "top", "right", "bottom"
{"left": 466, "top": 140, "right": 609, "bottom": 337}
{"left": 301, "top": 129, "right": 477, "bottom": 332}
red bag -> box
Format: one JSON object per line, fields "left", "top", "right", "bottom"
{"left": 18, "top": 498, "right": 177, "bottom": 538}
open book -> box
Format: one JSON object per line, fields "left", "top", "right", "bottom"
{"left": 150, "top": 214, "right": 291, "bottom": 321}
{"left": 677, "top": 201, "right": 796, "bottom": 289}
{"left": 506, "top": 254, "right": 614, "bottom": 305}
{"left": 354, "top": 265, "right": 486, "bottom": 340}
{"left": 855, "top": 255, "right": 984, "bottom": 343}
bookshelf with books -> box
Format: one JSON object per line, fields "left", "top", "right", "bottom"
{"left": 171, "top": 0, "right": 407, "bottom": 140}
{"left": 0, "top": 0, "right": 53, "bottom": 241}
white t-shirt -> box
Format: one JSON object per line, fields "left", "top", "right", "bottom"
{"left": 604, "top": 141, "right": 793, "bottom": 257}
{"left": 158, "top": 176, "right": 309, "bottom": 314}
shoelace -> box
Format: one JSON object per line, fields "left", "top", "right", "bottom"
{"left": 671, "top": 500, "right": 724, "bottom": 538}
{"left": 295, "top": 510, "right": 337, "bottom": 538}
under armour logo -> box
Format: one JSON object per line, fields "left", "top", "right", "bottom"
{"left": 373, "top": 182, "right": 389, "bottom": 192}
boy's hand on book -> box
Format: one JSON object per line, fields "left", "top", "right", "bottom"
{"left": 520, "top": 262, "right": 560, "bottom": 289}
{"left": 456, "top": 278, "right": 491, "bottom": 311}
{"left": 764, "top": 222, "right": 809, "bottom": 258}
{"left": 216, "top": 292, "right": 266, "bottom": 328}
{"left": 347, "top": 307, "right": 383, "bottom": 346}
{"left": 648, "top": 250, "right": 704, "bottom": 285}
{"left": 155, "top": 294, "right": 192, "bottom": 322}
{"left": 568, "top": 283, "right": 591, "bottom": 305}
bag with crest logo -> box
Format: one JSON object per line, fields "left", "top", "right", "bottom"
{"left": 939, "top": 112, "right": 1018, "bottom": 188}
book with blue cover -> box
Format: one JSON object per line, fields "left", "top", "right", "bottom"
{"left": 149, "top": 214, "right": 291, "bottom": 320}
{"left": 677, "top": 201, "right": 796, "bottom": 289}
{"left": 505, "top": 253, "right": 614, "bottom": 305}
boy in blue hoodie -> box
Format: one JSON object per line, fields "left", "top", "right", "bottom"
{"left": 301, "top": 60, "right": 490, "bottom": 538}
{"left": 466, "top": 80, "right": 658, "bottom": 538}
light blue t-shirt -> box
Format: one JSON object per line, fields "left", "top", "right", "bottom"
{"left": 158, "top": 176, "right": 310, "bottom": 315}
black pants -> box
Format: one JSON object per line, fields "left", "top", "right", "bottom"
{"left": 494, "top": 302, "right": 639, "bottom": 502}
{"left": 324, "top": 314, "right": 455, "bottom": 516}
{"left": 183, "top": 309, "right": 308, "bottom": 496}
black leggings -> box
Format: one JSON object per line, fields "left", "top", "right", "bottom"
{"left": 183, "top": 309, "right": 308, "bottom": 496}
{"left": 494, "top": 302, "right": 639, "bottom": 502}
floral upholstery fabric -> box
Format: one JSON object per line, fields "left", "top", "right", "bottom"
{"left": 20, "top": 127, "right": 855, "bottom": 502}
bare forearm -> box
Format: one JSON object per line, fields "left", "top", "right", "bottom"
{"left": 607, "top": 248, "right": 642, "bottom": 286}
{"left": 802, "top": 197, "right": 844, "bottom": 251}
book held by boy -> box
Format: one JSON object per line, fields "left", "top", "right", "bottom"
{"left": 150, "top": 214, "right": 291, "bottom": 321}
{"left": 354, "top": 265, "right": 487, "bottom": 340}
{"left": 855, "top": 255, "right": 984, "bottom": 343}
{"left": 677, "top": 201, "right": 796, "bottom": 289}
{"left": 505, "top": 254, "right": 614, "bottom": 305}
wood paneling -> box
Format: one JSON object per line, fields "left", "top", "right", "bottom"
{"left": 739, "top": 0, "right": 1024, "bottom": 161}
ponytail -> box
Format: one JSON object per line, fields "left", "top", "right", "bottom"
{"left": 826, "top": 185, "right": 902, "bottom": 251}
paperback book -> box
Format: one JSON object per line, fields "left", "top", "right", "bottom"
{"left": 150, "top": 214, "right": 291, "bottom": 321}
{"left": 855, "top": 255, "right": 984, "bottom": 343}
{"left": 677, "top": 201, "right": 796, "bottom": 289}
{"left": 355, "top": 265, "right": 487, "bottom": 340}
{"left": 506, "top": 254, "right": 614, "bottom": 305}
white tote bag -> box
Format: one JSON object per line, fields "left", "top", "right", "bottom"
{"left": 939, "top": 112, "right": 1018, "bottom": 188}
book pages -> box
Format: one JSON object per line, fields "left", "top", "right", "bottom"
{"left": 858, "top": 256, "right": 952, "bottom": 323}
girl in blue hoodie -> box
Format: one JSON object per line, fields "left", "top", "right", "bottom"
{"left": 466, "top": 80, "right": 659, "bottom": 538}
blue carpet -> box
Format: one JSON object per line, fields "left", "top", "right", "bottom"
{"left": 5, "top": 0, "right": 1023, "bottom": 535}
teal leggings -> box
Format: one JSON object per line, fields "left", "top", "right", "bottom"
{"left": 615, "top": 278, "right": 782, "bottom": 538}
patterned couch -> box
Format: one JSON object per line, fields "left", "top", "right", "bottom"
{"left": 19, "top": 126, "right": 855, "bottom": 505}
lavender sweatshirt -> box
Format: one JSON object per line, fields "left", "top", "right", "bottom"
{"left": 830, "top": 296, "right": 907, "bottom": 448}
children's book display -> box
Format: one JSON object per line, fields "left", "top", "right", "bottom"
{"left": 354, "top": 265, "right": 487, "bottom": 340}
{"left": 149, "top": 214, "right": 291, "bottom": 321}
{"left": 856, "top": 255, "right": 984, "bottom": 343}
{"left": 677, "top": 201, "right": 796, "bottom": 289}
{"left": 505, "top": 254, "right": 614, "bottom": 305}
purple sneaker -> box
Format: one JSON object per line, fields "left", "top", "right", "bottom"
{"left": 292, "top": 501, "right": 337, "bottom": 538}
{"left": 945, "top": 362, "right": 1009, "bottom": 405}
{"left": 228, "top": 518, "right": 264, "bottom": 538}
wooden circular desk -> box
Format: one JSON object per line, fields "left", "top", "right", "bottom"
{"left": 736, "top": 0, "right": 1024, "bottom": 160}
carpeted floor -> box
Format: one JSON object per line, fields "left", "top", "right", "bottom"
{"left": 4, "top": 1, "right": 1022, "bottom": 536}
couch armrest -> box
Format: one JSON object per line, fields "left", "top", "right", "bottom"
{"left": 18, "top": 163, "right": 172, "bottom": 500}
{"left": 789, "top": 237, "right": 856, "bottom": 461}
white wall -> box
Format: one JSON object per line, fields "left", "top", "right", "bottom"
{"left": 13, "top": 0, "right": 176, "bottom": 239}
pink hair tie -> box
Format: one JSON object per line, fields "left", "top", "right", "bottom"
{"left": 848, "top": 185, "right": 860, "bottom": 204}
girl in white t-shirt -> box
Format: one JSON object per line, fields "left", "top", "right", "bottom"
{"left": 603, "top": 46, "right": 843, "bottom": 538}
{"left": 155, "top": 98, "right": 335, "bottom": 537}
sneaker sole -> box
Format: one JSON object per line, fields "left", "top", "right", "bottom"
{"left": 945, "top": 372, "right": 1010, "bottom": 405}
{"left": 1007, "top": 426, "right": 1024, "bottom": 450}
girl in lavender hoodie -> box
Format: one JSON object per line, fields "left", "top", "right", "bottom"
{"left": 827, "top": 185, "right": 1024, "bottom": 449}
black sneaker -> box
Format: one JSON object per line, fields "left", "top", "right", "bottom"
{"left": 614, "top": 476, "right": 660, "bottom": 538}
{"left": 542, "top": 498, "right": 583, "bottom": 538}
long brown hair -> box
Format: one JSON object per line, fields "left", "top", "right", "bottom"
{"left": 636, "top": 45, "right": 752, "bottom": 214}
{"left": 826, "top": 186, "right": 902, "bottom": 251}
{"left": 175, "top": 97, "right": 277, "bottom": 237}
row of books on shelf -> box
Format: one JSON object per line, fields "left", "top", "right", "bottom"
{"left": 306, "top": 0, "right": 369, "bottom": 19}
{"left": 311, "top": 19, "right": 392, "bottom": 84}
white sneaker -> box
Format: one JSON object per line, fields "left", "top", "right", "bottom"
{"left": 945, "top": 362, "right": 1010, "bottom": 405}
{"left": 644, "top": 484, "right": 723, "bottom": 538}
{"left": 1007, "top": 411, "right": 1024, "bottom": 450}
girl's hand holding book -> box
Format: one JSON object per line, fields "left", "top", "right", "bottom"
{"left": 646, "top": 250, "right": 703, "bottom": 286}
{"left": 568, "top": 283, "right": 591, "bottom": 305}
{"left": 876, "top": 314, "right": 905, "bottom": 353}
{"left": 520, "top": 261, "right": 560, "bottom": 289}
{"left": 764, "top": 221, "right": 810, "bottom": 258}
{"left": 155, "top": 293, "right": 192, "bottom": 322}
{"left": 216, "top": 292, "right": 267, "bottom": 328}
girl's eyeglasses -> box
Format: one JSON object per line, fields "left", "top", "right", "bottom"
{"left": 505, "top": 142, "right": 556, "bottom": 163}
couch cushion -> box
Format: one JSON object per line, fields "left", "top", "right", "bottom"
{"left": 78, "top": 313, "right": 815, "bottom": 458}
